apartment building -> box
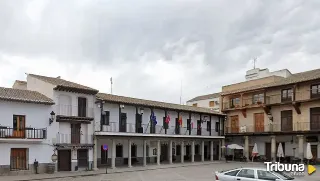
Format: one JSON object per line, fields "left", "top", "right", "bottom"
{"left": 0, "top": 74, "right": 98, "bottom": 175}
{"left": 245, "top": 68, "right": 292, "bottom": 81}
{"left": 186, "top": 92, "right": 221, "bottom": 111}
{"left": 221, "top": 68, "right": 320, "bottom": 163}
{"left": 94, "top": 93, "right": 225, "bottom": 168}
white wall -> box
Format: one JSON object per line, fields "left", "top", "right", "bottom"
{"left": 26, "top": 75, "right": 55, "bottom": 99}
{"left": 0, "top": 101, "right": 55, "bottom": 165}
{"left": 186, "top": 97, "right": 220, "bottom": 111}
{"left": 97, "top": 102, "right": 222, "bottom": 137}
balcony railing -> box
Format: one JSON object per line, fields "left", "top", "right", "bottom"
{"left": 0, "top": 127, "right": 46, "bottom": 139}
{"left": 56, "top": 105, "right": 94, "bottom": 118}
{"left": 100, "top": 122, "right": 218, "bottom": 136}
{"left": 54, "top": 133, "right": 93, "bottom": 144}
{"left": 225, "top": 122, "right": 320, "bottom": 134}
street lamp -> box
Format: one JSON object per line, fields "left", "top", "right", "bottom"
{"left": 51, "top": 150, "right": 58, "bottom": 162}
{"left": 120, "top": 104, "right": 125, "bottom": 109}
{"left": 140, "top": 108, "right": 144, "bottom": 115}
{"left": 267, "top": 113, "right": 273, "bottom": 121}
{"left": 49, "top": 111, "right": 55, "bottom": 125}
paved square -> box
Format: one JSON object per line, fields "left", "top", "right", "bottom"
{"left": 38, "top": 163, "right": 319, "bottom": 181}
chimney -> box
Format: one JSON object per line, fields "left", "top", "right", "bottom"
{"left": 57, "top": 76, "right": 61, "bottom": 79}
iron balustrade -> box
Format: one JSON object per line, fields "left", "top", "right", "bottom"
{"left": 225, "top": 122, "right": 320, "bottom": 134}
{"left": 0, "top": 127, "right": 46, "bottom": 139}
{"left": 56, "top": 104, "right": 94, "bottom": 118}
{"left": 55, "top": 133, "right": 93, "bottom": 144}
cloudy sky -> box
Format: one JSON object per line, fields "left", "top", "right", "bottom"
{"left": 1, "top": 0, "right": 320, "bottom": 104}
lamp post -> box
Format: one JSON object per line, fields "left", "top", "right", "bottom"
{"left": 49, "top": 111, "right": 55, "bottom": 125}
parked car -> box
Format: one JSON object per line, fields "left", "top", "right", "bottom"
{"left": 215, "top": 167, "right": 304, "bottom": 181}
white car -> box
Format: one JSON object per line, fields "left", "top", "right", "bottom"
{"left": 215, "top": 167, "right": 304, "bottom": 181}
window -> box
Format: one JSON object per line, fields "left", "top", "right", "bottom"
{"left": 77, "top": 149, "right": 88, "bottom": 167}
{"left": 71, "top": 123, "right": 81, "bottom": 144}
{"left": 281, "top": 88, "right": 293, "bottom": 102}
{"left": 230, "top": 97, "right": 240, "bottom": 107}
{"left": 207, "top": 121, "right": 211, "bottom": 131}
{"left": 224, "top": 169, "right": 240, "bottom": 176}
{"left": 195, "top": 144, "right": 200, "bottom": 155}
{"left": 310, "top": 107, "right": 320, "bottom": 130}
{"left": 78, "top": 97, "right": 87, "bottom": 117}
{"left": 237, "top": 169, "right": 255, "bottom": 179}
{"left": 281, "top": 110, "right": 293, "bottom": 131}
{"left": 116, "top": 144, "right": 123, "bottom": 157}
{"left": 101, "top": 111, "right": 110, "bottom": 125}
{"left": 257, "top": 170, "right": 279, "bottom": 180}
{"left": 209, "top": 101, "right": 215, "bottom": 107}
{"left": 253, "top": 93, "right": 264, "bottom": 104}
{"left": 12, "top": 115, "right": 25, "bottom": 138}
{"left": 100, "top": 146, "right": 108, "bottom": 164}
{"left": 311, "top": 84, "right": 320, "bottom": 98}
{"left": 192, "top": 103, "right": 197, "bottom": 107}
{"left": 215, "top": 122, "right": 220, "bottom": 132}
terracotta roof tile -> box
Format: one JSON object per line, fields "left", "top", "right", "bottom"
{"left": 29, "top": 74, "right": 99, "bottom": 95}
{"left": 97, "top": 93, "right": 225, "bottom": 116}
{"left": 187, "top": 92, "right": 221, "bottom": 102}
{"left": 0, "top": 87, "right": 54, "bottom": 105}
{"left": 221, "top": 68, "right": 320, "bottom": 95}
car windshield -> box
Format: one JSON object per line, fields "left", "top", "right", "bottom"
{"left": 273, "top": 171, "right": 294, "bottom": 180}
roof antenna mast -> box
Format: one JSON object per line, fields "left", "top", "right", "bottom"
{"left": 253, "top": 57, "right": 257, "bottom": 69}
{"left": 110, "top": 77, "right": 113, "bottom": 94}
{"left": 180, "top": 79, "right": 182, "bottom": 105}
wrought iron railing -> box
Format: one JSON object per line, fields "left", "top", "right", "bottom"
{"left": 0, "top": 127, "right": 46, "bottom": 139}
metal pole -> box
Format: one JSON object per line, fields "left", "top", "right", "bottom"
{"left": 110, "top": 77, "right": 113, "bottom": 94}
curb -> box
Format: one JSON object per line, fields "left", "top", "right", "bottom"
{"left": 15, "top": 162, "right": 221, "bottom": 181}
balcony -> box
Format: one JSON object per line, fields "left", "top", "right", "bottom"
{"left": 99, "top": 122, "right": 219, "bottom": 136}
{"left": 0, "top": 127, "right": 46, "bottom": 139}
{"left": 225, "top": 122, "right": 320, "bottom": 135}
{"left": 54, "top": 133, "right": 93, "bottom": 145}
{"left": 56, "top": 104, "right": 94, "bottom": 118}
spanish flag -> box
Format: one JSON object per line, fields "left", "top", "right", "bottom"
{"left": 179, "top": 115, "right": 182, "bottom": 125}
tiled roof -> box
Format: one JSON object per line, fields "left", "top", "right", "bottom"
{"left": 0, "top": 87, "right": 54, "bottom": 105}
{"left": 29, "top": 74, "right": 99, "bottom": 95}
{"left": 187, "top": 92, "right": 221, "bottom": 102}
{"left": 221, "top": 68, "right": 320, "bottom": 95}
{"left": 97, "top": 93, "right": 225, "bottom": 116}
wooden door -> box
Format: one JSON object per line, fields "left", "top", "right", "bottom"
{"left": 58, "top": 150, "right": 71, "bottom": 171}
{"left": 10, "top": 148, "right": 27, "bottom": 170}
{"left": 230, "top": 116, "right": 239, "bottom": 133}
{"left": 310, "top": 108, "right": 320, "bottom": 130}
{"left": 254, "top": 113, "right": 264, "bottom": 132}
{"left": 281, "top": 110, "right": 293, "bottom": 131}
{"left": 311, "top": 145, "right": 318, "bottom": 160}
{"left": 71, "top": 123, "right": 81, "bottom": 144}
{"left": 13, "top": 115, "right": 25, "bottom": 138}
{"left": 119, "top": 113, "right": 127, "bottom": 132}
{"left": 265, "top": 143, "right": 271, "bottom": 161}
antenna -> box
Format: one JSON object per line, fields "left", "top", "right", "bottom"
{"left": 110, "top": 77, "right": 113, "bottom": 94}
{"left": 253, "top": 57, "right": 257, "bottom": 69}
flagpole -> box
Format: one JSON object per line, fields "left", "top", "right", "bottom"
{"left": 180, "top": 79, "right": 182, "bottom": 105}
{"left": 110, "top": 77, "right": 113, "bottom": 94}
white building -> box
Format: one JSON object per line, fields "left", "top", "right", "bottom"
{"left": 245, "top": 68, "right": 292, "bottom": 81}
{"left": 94, "top": 93, "right": 225, "bottom": 168}
{"left": 0, "top": 87, "right": 54, "bottom": 175}
{"left": 0, "top": 74, "right": 226, "bottom": 175}
{"left": 186, "top": 93, "right": 220, "bottom": 111}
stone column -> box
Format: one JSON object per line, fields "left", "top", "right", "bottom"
{"left": 201, "top": 140, "right": 205, "bottom": 162}
{"left": 143, "top": 140, "right": 147, "bottom": 166}
{"left": 169, "top": 140, "right": 173, "bottom": 164}
{"left": 128, "top": 139, "right": 132, "bottom": 168}
{"left": 181, "top": 141, "right": 184, "bottom": 163}
{"left": 244, "top": 136, "right": 249, "bottom": 161}
{"left": 191, "top": 141, "right": 195, "bottom": 162}
{"left": 210, "top": 141, "right": 214, "bottom": 161}
{"left": 221, "top": 139, "right": 225, "bottom": 160}
{"left": 157, "top": 140, "right": 161, "bottom": 165}
{"left": 93, "top": 136, "right": 98, "bottom": 170}
{"left": 271, "top": 136, "right": 276, "bottom": 162}
{"left": 297, "top": 135, "right": 304, "bottom": 163}
{"left": 111, "top": 139, "right": 116, "bottom": 169}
